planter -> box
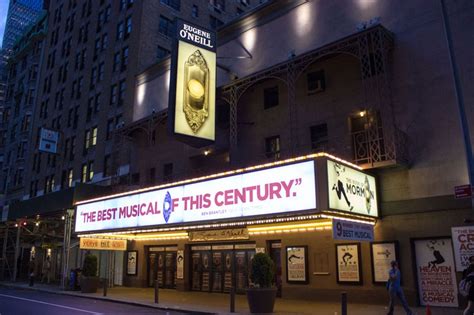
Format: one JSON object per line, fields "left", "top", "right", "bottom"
{"left": 80, "top": 276, "right": 99, "bottom": 293}
{"left": 246, "top": 287, "right": 277, "bottom": 313}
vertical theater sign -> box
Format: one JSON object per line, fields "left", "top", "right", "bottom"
{"left": 168, "top": 20, "right": 216, "bottom": 147}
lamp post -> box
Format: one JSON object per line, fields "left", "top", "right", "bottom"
{"left": 440, "top": 0, "right": 474, "bottom": 208}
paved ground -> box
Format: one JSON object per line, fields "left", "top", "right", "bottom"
{"left": 0, "top": 287, "right": 188, "bottom": 315}
{"left": 0, "top": 281, "right": 466, "bottom": 314}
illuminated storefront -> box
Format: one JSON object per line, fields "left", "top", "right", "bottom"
{"left": 75, "top": 153, "right": 379, "bottom": 297}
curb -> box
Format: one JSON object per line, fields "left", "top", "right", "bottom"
{"left": 0, "top": 282, "right": 215, "bottom": 315}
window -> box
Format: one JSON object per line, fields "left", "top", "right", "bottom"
{"left": 84, "top": 127, "right": 98, "bottom": 150}
{"left": 90, "top": 67, "right": 97, "bottom": 88}
{"left": 210, "top": 0, "right": 225, "bottom": 12}
{"left": 103, "top": 154, "right": 111, "bottom": 177}
{"left": 97, "top": 11, "right": 105, "bottom": 32}
{"left": 70, "top": 136, "right": 76, "bottom": 160}
{"left": 87, "top": 98, "right": 93, "bottom": 122}
{"left": 105, "top": 5, "right": 111, "bottom": 22}
{"left": 116, "top": 22, "right": 125, "bottom": 40}
{"left": 84, "top": 130, "right": 91, "bottom": 150}
{"left": 160, "top": 0, "right": 180, "bottom": 11}
{"left": 110, "top": 84, "right": 118, "bottom": 105}
{"left": 98, "top": 62, "right": 105, "bottom": 81}
{"left": 163, "top": 163, "right": 173, "bottom": 181}
{"left": 159, "top": 16, "right": 173, "bottom": 37}
{"left": 106, "top": 118, "right": 114, "bottom": 140}
{"left": 113, "top": 52, "right": 120, "bottom": 72}
{"left": 265, "top": 135, "right": 280, "bottom": 159}
{"left": 81, "top": 164, "right": 87, "bottom": 182}
{"left": 68, "top": 168, "right": 74, "bottom": 187}
{"left": 88, "top": 161, "right": 94, "bottom": 181}
{"left": 157, "top": 46, "right": 170, "bottom": 61}
{"left": 94, "top": 93, "right": 101, "bottom": 112}
{"left": 77, "top": 77, "right": 83, "bottom": 98}
{"left": 120, "top": 0, "right": 127, "bottom": 11}
{"left": 121, "top": 47, "right": 129, "bottom": 71}
{"left": 118, "top": 80, "right": 126, "bottom": 105}
{"left": 310, "top": 123, "right": 328, "bottom": 151}
{"left": 192, "top": 5, "right": 199, "bottom": 17}
{"left": 307, "top": 70, "right": 325, "bottom": 94}
{"left": 101, "top": 33, "right": 108, "bottom": 50}
{"left": 94, "top": 38, "right": 101, "bottom": 59}
{"left": 210, "top": 15, "right": 224, "bottom": 30}
{"left": 125, "top": 16, "right": 132, "bottom": 38}
{"left": 91, "top": 127, "right": 98, "bottom": 146}
{"left": 263, "top": 86, "right": 279, "bottom": 109}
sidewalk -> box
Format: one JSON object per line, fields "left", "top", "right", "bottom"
{"left": 0, "top": 281, "right": 463, "bottom": 314}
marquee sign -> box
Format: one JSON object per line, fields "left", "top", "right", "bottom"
{"left": 327, "top": 160, "right": 378, "bottom": 217}
{"left": 168, "top": 19, "right": 216, "bottom": 146}
{"left": 79, "top": 238, "right": 127, "bottom": 251}
{"left": 75, "top": 161, "right": 316, "bottom": 233}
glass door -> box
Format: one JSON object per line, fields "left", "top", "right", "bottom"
{"left": 164, "top": 251, "right": 176, "bottom": 288}
{"left": 191, "top": 252, "right": 201, "bottom": 291}
{"left": 211, "top": 251, "right": 223, "bottom": 292}
{"left": 201, "top": 251, "right": 211, "bottom": 292}
{"left": 223, "top": 251, "right": 233, "bottom": 293}
{"left": 148, "top": 252, "right": 157, "bottom": 287}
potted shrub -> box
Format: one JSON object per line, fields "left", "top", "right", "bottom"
{"left": 81, "top": 253, "right": 99, "bottom": 293}
{"left": 246, "top": 253, "right": 277, "bottom": 313}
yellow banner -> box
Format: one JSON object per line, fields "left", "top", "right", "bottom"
{"left": 80, "top": 238, "right": 127, "bottom": 251}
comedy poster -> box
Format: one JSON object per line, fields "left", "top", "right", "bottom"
{"left": 336, "top": 244, "right": 361, "bottom": 283}
{"left": 451, "top": 226, "right": 474, "bottom": 271}
{"left": 414, "top": 238, "right": 458, "bottom": 307}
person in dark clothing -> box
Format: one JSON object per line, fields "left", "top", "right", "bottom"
{"left": 463, "top": 256, "right": 474, "bottom": 315}
{"left": 28, "top": 257, "right": 36, "bottom": 287}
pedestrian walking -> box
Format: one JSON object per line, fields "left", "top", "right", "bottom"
{"left": 28, "top": 257, "right": 36, "bottom": 287}
{"left": 462, "top": 256, "right": 474, "bottom": 315}
{"left": 386, "top": 260, "right": 413, "bottom": 315}
{"left": 41, "top": 256, "right": 51, "bottom": 284}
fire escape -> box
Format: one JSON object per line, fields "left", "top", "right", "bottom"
{"left": 221, "top": 24, "right": 409, "bottom": 169}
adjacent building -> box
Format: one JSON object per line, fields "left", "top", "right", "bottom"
{"left": 1, "top": 0, "right": 260, "bottom": 282}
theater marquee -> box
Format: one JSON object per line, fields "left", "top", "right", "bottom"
{"left": 168, "top": 19, "right": 216, "bottom": 146}
{"left": 75, "top": 160, "right": 316, "bottom": 233}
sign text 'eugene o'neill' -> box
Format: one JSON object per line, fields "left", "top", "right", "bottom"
{"left": 75, "top": 161, "right": 317, "bottom": 233}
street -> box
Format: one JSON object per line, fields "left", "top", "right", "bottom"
{"left": 0, "top": 287, "right": 191, "bottom": 315}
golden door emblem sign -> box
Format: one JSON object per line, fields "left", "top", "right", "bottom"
{"left": 183, "top": 49, "right": 209, "bottom": 133}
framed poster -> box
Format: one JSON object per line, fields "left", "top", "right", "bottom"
{"left": 370, "top": 241, "right": 399, "bottom": 284}
{"left": 177, "top": 250, "right": 184, "bottom": 279}
{"left": 286, "top": 246, "right": 309, "bottom": 284}
{"left": 336, "top": 243, "right": 362, "bottom": 284}
{"left": 126, "top": 250, "right": 138, "bottom": 276}
{"left": 412, "top": 237, "right": 458, "bottom": 307}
